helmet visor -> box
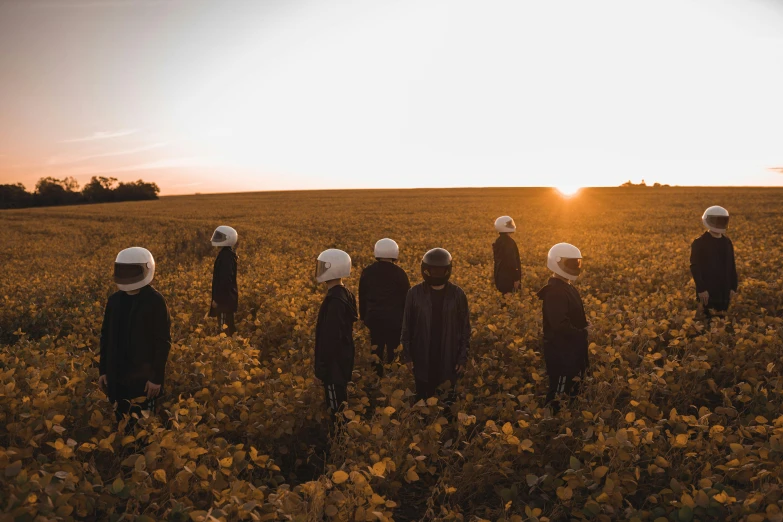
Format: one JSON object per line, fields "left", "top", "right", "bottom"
{"left": 211, "top": 230, "right": 228, "bottom": 243}
{"left": 423, "top": 265, "right": 450, "bottom": 279}
{"left": 705, "top": 215, "right": 729, "bottom": 229}
{"left": 315, "top": 260, "right": 332, "bottom": 280}
{"left": 114, "top": 263, "right": 146, "bottom": 285}
{"left": 559, "top": 257, "right": 583, "bottom": 276}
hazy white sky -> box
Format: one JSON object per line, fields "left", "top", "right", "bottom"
{"left": 1, "top": 0, "right": 783, "bottom": 194}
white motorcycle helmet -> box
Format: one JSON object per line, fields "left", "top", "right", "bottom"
{"left": 547, "top": 243, "right": 583, "bottom": 281}
{"left": 494, "top": 216, "right": 517, "bottom": 233}
{"left": 211, "top": 225, "right": 238, "bottom": 247}
{"left": 316, "top": 249, "right": 352, "bottom": 283}
{"left": 702, "top": 206, "right": 729, "bottom": 234}
{"left": 114, "top": 247, "right": 155, "bottom": 292}
{"left": 374, "top": 238, "right": 399, "bottom": 260}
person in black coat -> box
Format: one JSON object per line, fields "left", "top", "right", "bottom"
{"left": 359, "top": 238, "right": 410, "bottom": 377}
{"left": 492, "top": 216, "right": 522, "bottom": 295}
{"left": 401, "top": 248, "right": 471, "bottom": 402}
{"left": 209, "top": 226, "right": 239, "bottom": 335}
{"left": 99, "top": 247, "right": 171, "bottom": 426}
{"left": 537, "top": 243, "right": 588, "bottom": 414}
{"left": 314, "top": 249, "right": 358, "bottom": 421}
{"left": 690, "top": 206, "right": 738, "bottom": 318}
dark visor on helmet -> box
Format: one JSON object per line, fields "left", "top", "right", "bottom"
{"left": 315, "top": 260, "right": 331, "bottom": 279}
{"left": 211, "top": 230, "right": 228, "bottom": 243}
{"left": 423, "top": 265, "right": 450, "bottom": 278}
{"left": 706, "top": 215, "right": 729, "bottom": 229}
{"left": 560, "top": 257, "right": 583, "bottom": 276}
{"left": 114, "top": 263, "right": 146, "bottom": 284}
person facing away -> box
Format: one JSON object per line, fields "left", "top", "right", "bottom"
{"left": 359, "top": 238, "right": 411, "bottom": 377}
{"left": 492, "top": 216, "right": 522, "bottom": 295}
{"left": 537, "top": 242, "right": 588, "bottom": 414}
{"left": 401, "top": 248, "right": 471, "bottom": 402}
{"left": 690, "top": 206, "right": 738, "bottom": 317}
{"left": 209, "top": 225, "right": 239, "bottom": 335}
{"left": 314, "top": 248, "right": 358, "bottom": 421}
{"left": 99, "top": 247, "right": 172, "bottom": 425}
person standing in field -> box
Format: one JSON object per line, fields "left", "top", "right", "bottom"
{"left": 492, "top": 216, "right": 522, "bottom": 295}
{"left": 401, "top": 248, "right": 471, "bottom": 402}
{"left": 537, "top": 243, "right": 588, "bottom": 414}
{"left": 314, "top": 249, "right": 358, "bottom": 421}
{"left": 209, "top": 226, "right": 239, "bottom": 335}
{"left": 359, "top": 238, "right": 411, "bottom": 377}
{"left": 98, "top": 247, "right": 172, "bottom": 426}
{"left": 690, "top": 206, "right": 738, "bottom": 318}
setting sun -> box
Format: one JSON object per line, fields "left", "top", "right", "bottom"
{"left": 554, "top": 185, "right": 581, "bottom": 197}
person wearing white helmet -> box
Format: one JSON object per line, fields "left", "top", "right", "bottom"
{"left": 209, "top": 226, "right": 239, "bottom": 335}
{"left": 359, "top": 238, "right": 411, "bottom": 377}
{"left": 314, "top": 248, "right": 358, "bottom": 422}
{"left": 401, "top": 248, "right": 471, "bottom": 402}
{"left": 690, "top": 206, "right": 738, "bottom": 317}
{"left": 536, "top": 243, "right": 589, "bottom": 414}
{"left": 492, "top": 216, "right": 522, "bottom": 295}
{"left": 98, "top": 247, "right": 171, "bottom": 427}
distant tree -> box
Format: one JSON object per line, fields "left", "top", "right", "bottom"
{"left": 0, "top": 183, "right": 33, "bottom": 209}
{"left": 113, "top": 180, "right": 160, "bottom": 201}
{"left": 82, "top": 176, "right": 118, "bottom": 203}
{"left": 34, "top": 177, "right": 82, "bottom": 206}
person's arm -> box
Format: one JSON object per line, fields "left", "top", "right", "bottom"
{"left": 512, "top": 242, "right": 522, "bottom": 282}
{"left": 689, "top": 240, "right": 706, "bottom": 294}
{"left": 213, "top": 254, "right": 233, "bottom": 307}
{"left": 729, "top": 241, "right": 738, "bottom": 292}
{"left": 400, "top": 289, "right": 415, "bottom": 363}
{"left": 99, "top": 298, "right": 111, "bottom": 376}
{"left": 456, "top": 290, "right": 470, "bottom": 367}
{"left": 150, "top": 295, "right": 172, "bottom": 385}
{"left": 358, "top": 269, "right": 367, "bottom": 321}
{"left": 543, "top": 290, "right": 582, "bottom": 335}
{"left": 317, "top": 300, "right": 342, "bottom": 376}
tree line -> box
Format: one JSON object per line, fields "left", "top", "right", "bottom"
{"left": 0, "top": 176, "right": 160, "bottom": 209}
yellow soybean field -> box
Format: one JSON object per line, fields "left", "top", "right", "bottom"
{"left": 1, "top": 187, "right": 783, "bottom": 522}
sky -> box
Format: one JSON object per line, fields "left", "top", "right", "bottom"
{"left": 1, "top": 0, "right": 783, "bottom": 195}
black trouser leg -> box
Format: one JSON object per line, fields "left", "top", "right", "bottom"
{"left": 545, "top": 373, "right": 581, "bottom": 414}
{"left": 324, "top": 383, "right": 348, "bottom": 422}
{"left": 219, "top": 312, "right": 236, "bottom": 335}
{"left": 415, "top": 378, "right": 438, "bottom": 402}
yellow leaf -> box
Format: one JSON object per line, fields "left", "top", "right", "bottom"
{"left": 325, "top": 505, "right": 338, "bottom": 517}
{"left": 502, "top": 422, "right": 513, "bottom": 435}
{"left": 556, "top": 486, "right": 573, "bottom": 500}
{"left": 406, "top": 467, "right": 419, "bottom": 482}
{"left": 625, "top": 412, "right": 636, "bottom": 423}
{"left": 372, "top": 461, "right": 386, "bottom": 477}
{"left": 593, "top": 466, "right": 609, "bottom": 479}
{"left": 332, "top": 470, "right": 349, "bottom": 484}
{"left": 153, "top": 469, "right": 167, "bottom": 483}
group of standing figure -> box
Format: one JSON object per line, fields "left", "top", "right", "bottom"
{"left": 97, "top": 205, "right": 738, "bottom": 425}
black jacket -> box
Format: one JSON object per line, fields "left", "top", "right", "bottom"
{"left": 359, "top": 261, "right": 410, "bottom": 333}
{"left": 537, "top": 277, "right": 588, "bottom": 377}
{"left": 99, "top": 285, "right": 172, "bottom": 400}
{"left": 690, "top": 232, "right": 738, "bottom": 304}
{"left": 211, "top": 247, "right": 238, "bottom": 314}
{"left": 314, "top": 285, "right": 358, "bottom": 385}
{"left": 493, "top": 233, "right": 522, "bottom": 293}
{"left": 401, "top": 282, "right": 471, "bottom": 384}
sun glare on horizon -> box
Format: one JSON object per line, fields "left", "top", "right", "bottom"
{"left": 554, "top": 185, "right": 581, "bottom": 197}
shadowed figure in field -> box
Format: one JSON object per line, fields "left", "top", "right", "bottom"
{"left": 690, "top": 206, "right": 738, "bottom": 319}
{"left": 209, "top": 225, "right": 239, "bottom": 336}
{"left": 537, "top": 243, "right": 589, "bottom": 415}
{"left": 99, "top": 247, "right": 171, "bottom": 430}
{"left": 492, "top": 216, "right": 522, "bottom": 297}
{"left": 401, "top": 248, "right": 470, "bottom": 404}
{"left": 313, "top": 249, "right": 358, "bottom": 424}
{"left": 359, "top": 238, "right": 410, "bottom": 377}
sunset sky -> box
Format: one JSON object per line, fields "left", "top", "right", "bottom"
{"left": 1, "top": 0, "right": 783, "bottom": 195}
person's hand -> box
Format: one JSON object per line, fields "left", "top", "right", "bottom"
{"left": 144, "top": 381, "right": 161, "bottom": 399}
{"left": 98, "top": 374, "right": 108, "bottom": 393}
{"left": 405, "top": 362, "right": 413, "bottom": 373}
{"left": 698, "top": 291, "right": 709, "bottom": 306}
{"left": 455, "top": 364, "right": 463, "bottom": 374}
{"left": 211, "top": 300, "right": 217, "bottom": 309}
{"left": 730, "top": 290, "right": 737, "bottom": 300}
{"left": 513, "top": 281, "right": 521, "bottom": 291}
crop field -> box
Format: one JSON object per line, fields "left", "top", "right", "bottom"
{"left": 1, "top": 187, "right": 783, "bottom": 522}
